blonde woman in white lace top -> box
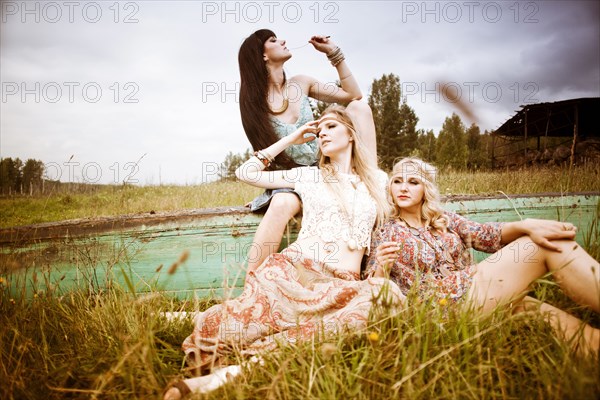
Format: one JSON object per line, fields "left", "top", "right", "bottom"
{"left": 163, "top": 105, "right": 404, "bottom": 399}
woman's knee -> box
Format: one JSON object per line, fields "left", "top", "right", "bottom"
{"left": 515, "top": 235, "right": 578, "bottom": 260}
{"left": 266, "top": 194, "right": 301, "bottom": 219}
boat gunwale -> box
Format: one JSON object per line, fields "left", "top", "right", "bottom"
{"left": 1, "top": 191, "right": 598, "bottom": 244}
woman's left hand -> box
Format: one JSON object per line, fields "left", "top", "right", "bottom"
{"left": 308, "top": 35, "right": 336, "bottom": 54}
{"left": 522, "top": 218, "right": 578, "bottom": 252}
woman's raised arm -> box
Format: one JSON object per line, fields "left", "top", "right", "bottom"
{"left": 302, "top": 36, "right": 362, "bottom": 104}
{"left": 235, "top": 120, "right": 319, "bottom": 189}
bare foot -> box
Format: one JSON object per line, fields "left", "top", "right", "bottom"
{"left": 163, "top": 387, "right": 182, "bottom": 400}
{"left": 163, "top": 381, "right": 191, "bottom": 400}
{"left": 161, "top": 311, "right": 202, "bottom": 323}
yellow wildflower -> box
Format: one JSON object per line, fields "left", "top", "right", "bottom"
{"left": 438, "top": 298, "right": 448, "bottom": 306}
{"left": 367, "top": 331, "right": 380, "bottom": 343}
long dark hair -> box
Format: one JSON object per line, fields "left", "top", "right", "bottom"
{"left": 238, "top": 29, "right": 299, "bottom": 169}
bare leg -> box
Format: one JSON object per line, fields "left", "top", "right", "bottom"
{"left": 468, "top": 236, "right": 600, "bottom": 313}
{"left": 346, "top": 100, "right": 377, "bottom": 164}
{"left": 246, "top": 193, "right": 301, "bottom": 274}
{"left": 513, "top": 296, "right": 600, "bottom": 356}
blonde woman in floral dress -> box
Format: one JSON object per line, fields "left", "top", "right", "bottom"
{"left": 366, "top": 157, "right": 600, "bottom": 355}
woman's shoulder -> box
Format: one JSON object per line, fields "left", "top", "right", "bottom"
{"left": 443, "top": 210, "right": 471, "bottom": 229}
{"left": 289, "top": 75, "right": 316, "bottom": 92}
{"left": 443, "top": 210, "right": 466, "bottom": 221}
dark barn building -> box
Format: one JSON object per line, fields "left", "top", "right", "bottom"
{"left": 492, "top": 97, "right": 600, "bottom": 168}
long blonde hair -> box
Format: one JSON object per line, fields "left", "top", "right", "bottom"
{"left": 389, "top": 157, "right": 447, "bottom": 232}
{"left": 318, "top": 104, "right": 391, "bottom": 225}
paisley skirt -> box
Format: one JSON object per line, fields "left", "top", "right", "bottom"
{"left": 182, "top": 248, "right": 404, "bottom": 370}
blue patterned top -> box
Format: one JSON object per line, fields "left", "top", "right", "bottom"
{"left": 270, "top": 95, "right": 317, "bottom": 166}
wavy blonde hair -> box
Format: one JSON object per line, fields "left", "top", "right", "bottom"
{"left": 318, "top": 104, "right": 391, "bottom": 225}
{"left": 389, "top": 157, "right": 447, "bottom": 232}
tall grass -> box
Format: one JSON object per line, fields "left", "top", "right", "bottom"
{"left": 0, "top": 182, "right": 262, "bottom": 228}
{"left": 1, "top": 166, "right": 599, "bottom": 399}
{"left": 1, "top": 164, "right": 599, "bottom": 228}
{"left": 1, "top": 220, "right": 599, "bottom": 399}
{"left": 1, "top": 271, "right": 598, "bottom": 399}
{"left": 437, "top": 163, "right": 600, "bottom": 196}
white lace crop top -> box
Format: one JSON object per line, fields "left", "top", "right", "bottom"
{"left": 293, "top": 166, "right": 388, "bottom": 255}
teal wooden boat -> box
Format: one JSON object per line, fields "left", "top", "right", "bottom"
{"left": 1, "top": 192, "right": 598, "bottom": 299}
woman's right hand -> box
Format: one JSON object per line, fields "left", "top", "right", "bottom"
{"left": 308, "top": 35, "right": 336, "bottom": 54}
{"left": 287, "top": 120, "right": 319, "bottom": 146}
{"left": 376, "top": 241, "right": 400, "bottom": 273}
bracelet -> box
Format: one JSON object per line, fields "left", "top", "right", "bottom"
{"left": 326, "top": 46, "right": 340, "bottom": 58}
{"left": 326, "top": 46, "right": 345, "bottom": 67}
{"left": 327, "top": 47, "right": 344, "bottom": 65}
{"left": 253, "top": 151, "right": 272, "bottom": 168}
{"left": 340, "top": 73, "right": 352, "bottom": 80}
{"left": 258, "top": 150, "right": 273, "bottom": 162}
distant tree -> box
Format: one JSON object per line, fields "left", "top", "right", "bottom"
{"left": 13, "top": 157, "right": 23, "bottom": 192}
{"left": 0, "top": 157, "right": 24, "bottom": 194}
{"left": 398, "top": 101, "right": 419, "bottom": 156}
{"left": 219, "top": 149, "right": 252, "bottom": 181}
{"left": 0, "top": 158, "right": 12, "bottom": 193}
{"left": 22, "top": 159, "right": 45, "bottom": 194}
{"left": 311, "top": 98, "right": 330, "bottom": 121}
{"left": 480, "top": 130, "right": 494, "bottom": 168}
{"left": 414, "top": 129, "right": 437, "bottom": 162}
{"left": 436, "top": 113, "right": 468, "bottom": 169}
{"left": 369, "top": 73, "right": 413, "bottom": 170}
{"left": 465, "top": 123, "right": 487, "bottom": 169}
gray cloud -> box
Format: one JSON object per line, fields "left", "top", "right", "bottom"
{"left": 1, "top": 1, "right": 598, "bottom": 183}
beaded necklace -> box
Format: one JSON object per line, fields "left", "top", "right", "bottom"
{"left": 399, "top": 218, "right": 453, "bottom": 265}
{"left": 344, "top": 173, "right": 360, "bottom": 251}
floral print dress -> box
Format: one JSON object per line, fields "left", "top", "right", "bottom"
{"left": 365, "top": 212, "right": 504, "bottom": 300}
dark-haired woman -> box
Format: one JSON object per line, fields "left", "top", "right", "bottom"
{"left": 238, "top": 29, "right": 376, "bottom": 274}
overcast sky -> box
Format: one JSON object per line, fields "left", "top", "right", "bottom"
{"left": 1, "top": 0, "right": 599, "bottom": 186}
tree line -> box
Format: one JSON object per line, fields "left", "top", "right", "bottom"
{"left": 368, "top": 73, "right": 494, "bottom": 171}
{"left": 220, "top": 73, "right": 495, "bottom": 179}
{"left": 1, "top": 73, "right": 499, "bottom": 189}
{"left": 0, "top": 157, "right": 45, "bottom": 195}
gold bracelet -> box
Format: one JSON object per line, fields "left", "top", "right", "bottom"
{"left": 253, "top": 151, "right": 271, "bottom": 168}
{"left": 327, "top": 47, "right": 345, "bottom": 67}
{"left": 258, "top": 150, "right": 274, "bottom": 163}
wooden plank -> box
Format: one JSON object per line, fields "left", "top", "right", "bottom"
{"left": 2, "top": 191, "right": 597, "bottom": 243}
{"left": 1, "top": 193, "right": 598, "bottom": 299}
